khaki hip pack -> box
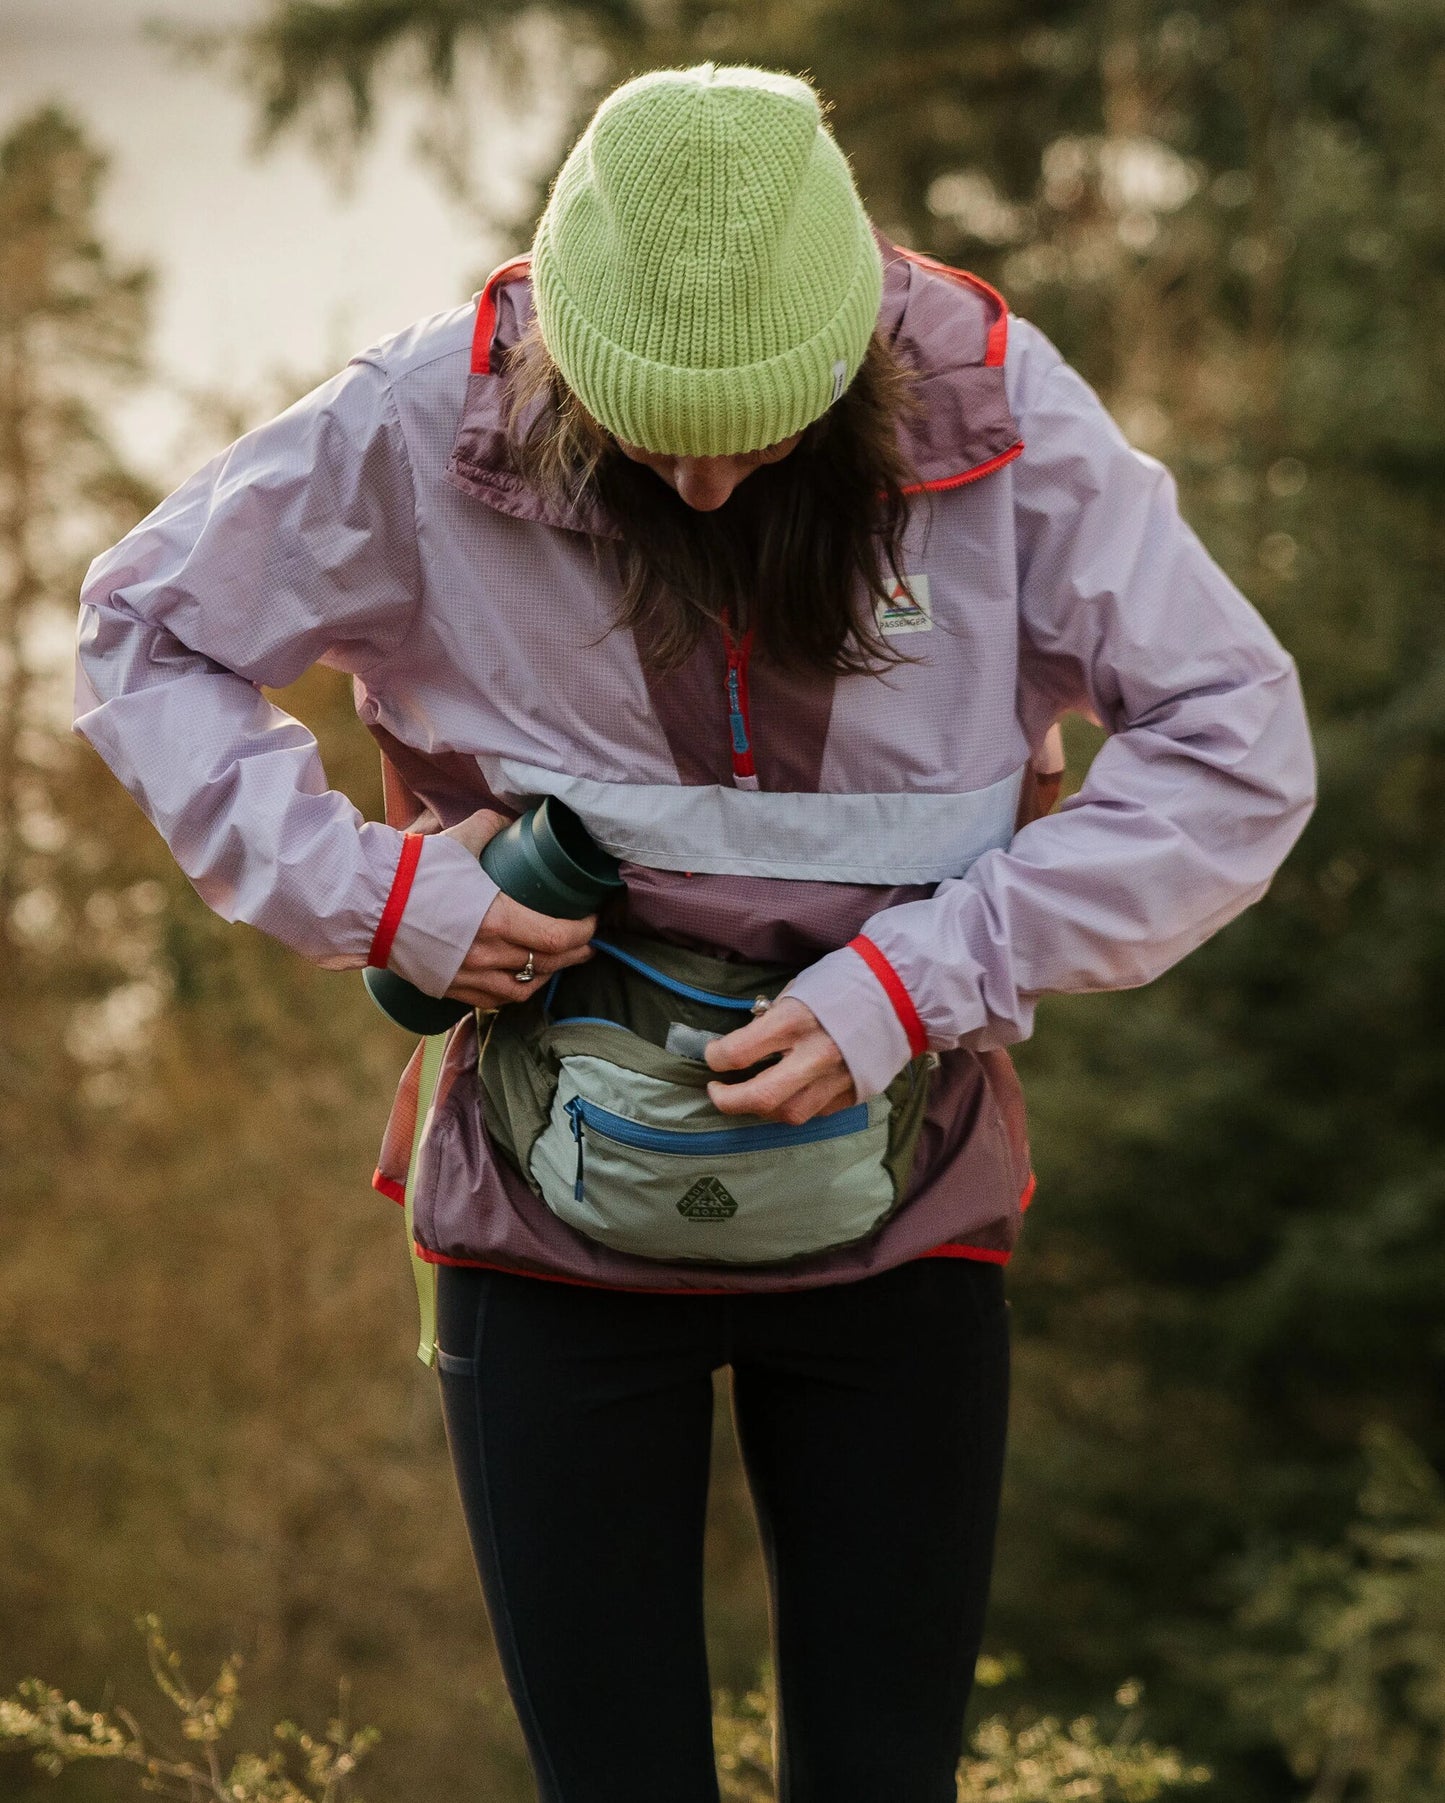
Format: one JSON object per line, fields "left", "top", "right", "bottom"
{"left": 478, "top": 934, "right": 932, "bottom": 1266}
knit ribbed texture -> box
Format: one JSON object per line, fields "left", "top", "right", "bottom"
{"left": 531, "top": 64, "right": 883, "bottom": 457}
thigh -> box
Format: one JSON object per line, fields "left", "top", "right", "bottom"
{"left": 730, "top": 1259, "right": 1011, "bottom": 1803}
{"left": 436, "top": 1266, "right": 724, "bottom": 1803}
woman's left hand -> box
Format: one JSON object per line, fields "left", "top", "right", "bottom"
{"left": 704, "top": 998, "right": 857, "bottom": 1123}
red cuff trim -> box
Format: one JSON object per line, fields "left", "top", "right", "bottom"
{"left": 367, "top": 832, "right": 425, "bottom": 970}
{"left": 1020, "top": 1172, "right": 1037, "bottom": 1212}
{"left": 372, "top": 1168, "right": 406, "bottom": 1205}
{"left": 847, "top": 935, "right": 928, "bottom": 1058}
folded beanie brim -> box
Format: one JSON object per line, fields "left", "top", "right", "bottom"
{"left": 533, "top": 214, "right": 884, "bottom": 455}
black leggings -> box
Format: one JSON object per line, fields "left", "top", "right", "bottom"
{"left": 436, "top": 1258, "right": 1011, "bottom": 1803}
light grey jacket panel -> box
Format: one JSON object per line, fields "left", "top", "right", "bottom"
{"left": 788, "top": 319, "right": 1317, "bottom": 1098}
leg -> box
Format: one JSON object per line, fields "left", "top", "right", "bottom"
{"left": 436, "top": 1266, "right": 725, "bottom": 1803}
{"left": 730, "top": 1259, "right": 1011, "bottom": 1803}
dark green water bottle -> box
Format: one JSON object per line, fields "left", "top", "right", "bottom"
{"left": 362, "top": 797, "right": 623, "bottom": 1035}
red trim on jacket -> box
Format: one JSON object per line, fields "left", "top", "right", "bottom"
{"left": 470, "top": 254, "right": 533, "bottom": 376}
{"left": 1019, "top": 1172, "right": 1037, "bottom": 1212}
{"left": 903, "top": 442, "right": 1023, "bottom": 496}
{"left": 412, "top": 1242, "right": 1010, "bottom": 1284}
{"left": 367, "top": 832, "right": 425, "bottom": 969}
{"left": 918, "top": 1243, "right": 1011, "bottom": 1266}
{"left": 890, "top": 246, "right": 1022, "bottom": 493}
{"left": 893, "top": 246, "right": 1012, "bottom": 366}
{"left": 373, "top": 1168, "right": 406, "bottom": 1205}
{"left": 414, "top": 1244, "right": 742, "bottom": 1293}
{"left": 848, "top": 934, "right": 928, "bottom": 1058}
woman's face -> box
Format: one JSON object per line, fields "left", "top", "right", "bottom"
{"left": 611, "top": 431, "right": 805, "bottom": 511}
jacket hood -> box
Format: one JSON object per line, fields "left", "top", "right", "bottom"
{"left": 444, "top": 230, "right": 1022, "bottom": 535}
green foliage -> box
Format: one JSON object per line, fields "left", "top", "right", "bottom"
{"left": 214, "top": 1, "right": 1087, "bottom": 244}
{"left": 4, "top": 1632, "right": 1205, "bottom": 1803}
{"left": 710, "top": 1663, "right": 1212, "bottom": 1801}
{"left": 712, "top": 1673, "right": 774, "bottom": 1803}
{"left": 0, "top": 1618, "right": 376, "bottom": 1803}
{"left": 960, "top": 1708, "right": 1209, "bottom": 1802}
{"left": 1215, "top": 1426, "right": 1445, "bottom": 1802}
{"left": 0, "top": 104, "right": 154, "bottom": 952}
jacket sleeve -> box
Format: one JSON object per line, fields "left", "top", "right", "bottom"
{"left": 73, "top": 354, "right": 498, "bottom": 994}
{"left": 787, "top": 319, "right": 1317, "bottom": 1100}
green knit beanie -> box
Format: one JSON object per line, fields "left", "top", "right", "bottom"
{"left": 530, "top": 63, "right": 883, "bottom": 457}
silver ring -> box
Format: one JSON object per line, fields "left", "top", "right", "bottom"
{"left": 514, "top": 951, "right": 537, "bottom": 984}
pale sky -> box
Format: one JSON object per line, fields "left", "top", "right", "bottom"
{"left": 1, "top": 0, "right": 565, "bottom": 481}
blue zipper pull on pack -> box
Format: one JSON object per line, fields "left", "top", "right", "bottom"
{"left": 565, "top": 1095, "right": 585, "bottom": 1200}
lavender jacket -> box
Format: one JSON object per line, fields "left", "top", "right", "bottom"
{"left": 74, "top": 238, "right": 1316, "bottom": 1291}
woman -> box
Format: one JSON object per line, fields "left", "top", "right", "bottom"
{"left": 75, "top": 63, "right": 1315, "bottom": 1803}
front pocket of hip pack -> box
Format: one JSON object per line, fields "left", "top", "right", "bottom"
{"left": 527, "top": 1054, "right": 896, "bottom": 1264}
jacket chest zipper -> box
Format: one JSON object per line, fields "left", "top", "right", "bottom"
{"left": 721, "top": 618, "right": 758, "bottom": 790}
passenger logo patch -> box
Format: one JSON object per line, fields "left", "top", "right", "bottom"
{"left": 677, "top": 1177, "right": 739, "bottom": 1221}
{"left": 876, "top": 574, "right": 933, "bottom": 634}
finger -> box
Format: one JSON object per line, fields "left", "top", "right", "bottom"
{"left": 485, "top": 893, "right": 598, "bottom": 955}
{"left": 442, "top": 807, "right": 514, "bottom": 859}
{"left": 457, "top": 940, "right": 594, "bottom": 980}
{"left": 706, "top": 1041, "right": 836, "bottom": 1118}
{"left": 446, "top": 950, "right": 591, "bottom": 1010}
{"left": 772, "top": 1072, "right": 858, "bottom": 1124}
{"left": 704, "top": 999, "right": 814, "bottom": 1072}
{"left": 446, "top": 974, "right": 528, "bottom": 1010}
{"left": 710, "top": 1065, "right": 855, "bottom": 1125}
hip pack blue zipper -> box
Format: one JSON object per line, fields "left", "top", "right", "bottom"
{"left": 563, "top": 1095, "right": 869, "bottom": 1202}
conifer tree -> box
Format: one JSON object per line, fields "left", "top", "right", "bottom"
{"left": 0, "top": 107, "right": 151, "bottom": 954}
{"left": 0, "top": 110, "right": 508, "bottom": 1803}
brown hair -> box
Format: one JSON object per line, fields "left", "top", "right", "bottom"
{"left": 503, "top": 317, "right": 921, "bottom": 675}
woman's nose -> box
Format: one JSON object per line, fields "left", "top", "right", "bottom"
{"left": 672, "top": 457, "right": 744, "bottom": 511}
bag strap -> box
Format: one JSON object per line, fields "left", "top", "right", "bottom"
{"left": 547, "top": 937, "right": 762, "bottom": 1018}
{"left": 403, "top": 1030, "right": 448, "bottom": 1368}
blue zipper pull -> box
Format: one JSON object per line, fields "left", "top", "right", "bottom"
{"left": 722, "top": 620, "right": 756, "bottom": 784}
{"left": 726, "top": 667, "right": 750, "bottom": 756}
{"left": 565, "top": 1096, "right": 585, "bottom": 1201}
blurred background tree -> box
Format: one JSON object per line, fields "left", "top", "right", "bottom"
{"left": 4, "top": 2, "right": 1444, "bottom": 1799}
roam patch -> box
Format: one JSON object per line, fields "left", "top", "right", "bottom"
{"left": 876, "top": 573, "right": 933, "bottom": 634}
{"left": 676, "top": 1177, "right": 739, "bottom": 1220}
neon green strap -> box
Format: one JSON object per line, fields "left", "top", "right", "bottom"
{"left": 403, "top": 1031, "right": 449, "bottom": 1368}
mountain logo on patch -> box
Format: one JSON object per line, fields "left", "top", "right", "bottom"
{"left": 677, "top": 1177, "right": 739, "bottom": 1220}
{"left": 876, "top": 573, "right": 933, "bottom": 634}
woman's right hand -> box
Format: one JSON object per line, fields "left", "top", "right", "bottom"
{"left": 431, "top": 807, "right": 596, "bottom": 1010}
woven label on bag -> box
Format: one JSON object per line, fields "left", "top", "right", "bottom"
{"left": 677, "top": 1177, "right": 739, "bottom": 1220}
